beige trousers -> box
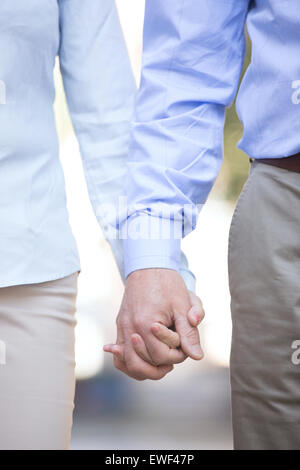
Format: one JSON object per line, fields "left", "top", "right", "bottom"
{"left": 229, "top": 161, "right": 300, "bottom": 449}
{"left": 0, "top": 272, "right": 78, "bottom": 450}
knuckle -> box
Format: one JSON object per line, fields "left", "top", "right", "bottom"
{"left": 185, "top": 327, "right": 198, "bottom": 343}
{"left": 168, "top": 341, "right": 178, "bottom": 351}
{"left": 150, "top": 357, "right": 160, "bottom": 367}
{"left": 199, "top": 310, "right": 205, "bottom": 321}
{"left": 175, "top": 352, "right": 186, "bottom": 363}
{"left": 116, "top": 316, "right": 129, "bottom": 331}
{"left": 171, "top": 332, "right": 180, "bottom": 345}
{"left": 173, "top": 305, "right": 186, "bottom": 318}
{"left": 127, "top": 361, "right": 142, "bottom": 377}
{"left": 116, "top": 315, "right": 125, "bottom": 328}
{"left": 133, "top": 316, "right": 146, "bottom": 332}
{"left": 150, "top": 350, "right": 166, "bottom": 366}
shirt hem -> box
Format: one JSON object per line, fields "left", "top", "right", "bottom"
{"left": 0, "top": 265, "right": 81, "bottom": 288}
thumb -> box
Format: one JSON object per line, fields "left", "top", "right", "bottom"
{"left": 174, "top": 314, "right": 204, "bottom": 360}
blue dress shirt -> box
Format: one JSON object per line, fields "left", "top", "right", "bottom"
{"left": 123, "top": 0, "right": 300, "bottom": 278}
{"left": 0, "top": 0, "right": 196, "bottom": 290}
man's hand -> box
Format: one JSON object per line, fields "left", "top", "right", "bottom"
{"left": 104, "top": 269, "right": 205, "bottom": 381}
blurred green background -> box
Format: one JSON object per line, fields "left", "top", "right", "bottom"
{"left": 215, "top": 33, "right": 251, "bottom": 200}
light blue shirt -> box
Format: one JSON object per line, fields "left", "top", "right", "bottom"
{"left": 0, "top": 0, "right": 196, "bottom": 290}
{"left": 123, "top": 0, "right": 300, "bottom": 278}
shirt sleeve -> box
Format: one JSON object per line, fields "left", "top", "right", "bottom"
{"left": 123, "top": 0, "right": 250, "bottom": 279}
{"left": 58, "top": 0, "right": 196, "bottom": 290}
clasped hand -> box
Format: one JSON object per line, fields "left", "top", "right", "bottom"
{"left": 104, "top": 269, "right": 205, "bottom": 381}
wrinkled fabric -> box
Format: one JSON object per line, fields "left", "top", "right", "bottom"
{"left": 0, "top": 272, "right": 78, "bottom": 450}
{"left": 0, "top": 0, "right": 196, "bottom": 290}
{"left": 229, "top": 161, "right": 300, "bottom": 449}
{"left": 123, "top": 0, "right": 300, "bottom": 278}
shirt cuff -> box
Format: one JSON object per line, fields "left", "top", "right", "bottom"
{"left": 123, "top": 214, "right": 182, "bottom": 278}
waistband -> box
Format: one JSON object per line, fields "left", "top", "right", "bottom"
{"left": 252, "top": 152, "right": 300, "bottom": 173}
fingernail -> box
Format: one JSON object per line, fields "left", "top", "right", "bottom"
{"left": 131, "top": 335, "right": 139, "bottom": 345}
{"left": 151, "top": 324, "right": 160, "bottom": 333}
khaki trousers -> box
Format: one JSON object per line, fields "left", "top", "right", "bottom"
{"left": 0, "top": 272, "right": 78, "bottom": 450}
{"left": 229, "top": 161, "right": 300, "bottom": 449}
